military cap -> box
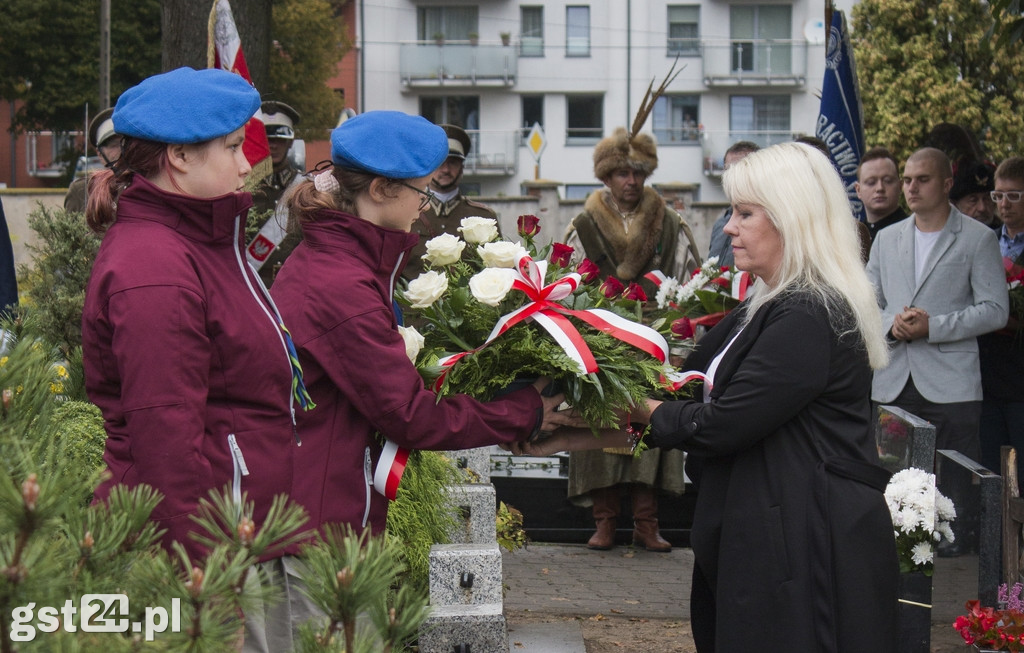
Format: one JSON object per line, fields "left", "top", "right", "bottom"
{"left": 330, "top": 111, "right": 448, "bottom": 178}
{"left": 950, "top": 160, "right": 996, "bottom": 201}
{"left": 113, "top": 67, "right": 261, "bottom": 144}
{"left": 441, "top": 124, "right": 472, "bottom": 160}
{"left": 261, "top": 101, "right": 300, "bottom": 140}
{"left": 89, "top": 108, "right": 117, "bottom": 149}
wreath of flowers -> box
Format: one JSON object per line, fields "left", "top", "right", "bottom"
{"left": 397, "top": 215, "right": 688, "bottom": 429}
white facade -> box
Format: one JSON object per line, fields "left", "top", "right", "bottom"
{"left": 356, "top": 0, "right": 827, "bottom": 203}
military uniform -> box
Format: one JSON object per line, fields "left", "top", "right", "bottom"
{"left": 404, "top": 194, "right": 500, "bottom": 279}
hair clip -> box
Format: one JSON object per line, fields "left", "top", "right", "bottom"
{"left": 313, "top": 169, "right": 340, "bottom": 194}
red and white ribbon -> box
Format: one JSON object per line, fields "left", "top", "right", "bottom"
{"left": 644, "top": 270, "right": 669, "bottom": 287}
{"left": 663, "top": 369, "right": 713, "bottom": 393}
{"left": 731, "top": 270, "right": 753, "bottom": 301}
{"left": 373, "top": 439, "right": 410, "bottom": 501}
{"left": 434, "top": 256, "right": 670, "bottom": 391}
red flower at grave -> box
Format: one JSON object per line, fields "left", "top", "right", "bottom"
{"left": 623, "top": 282, "right": 647, "bottom": 302}
{"left": 550, "top": 242, "right": 574, "bottom": 268}
{"left": 577, "top": 258, "right": 601, "bottom": 284}
{"left": 600, "top": 277, "right": 625, "bottom": 298}
{"left": 517, "top": 214, "right": 541, "bottom": 237}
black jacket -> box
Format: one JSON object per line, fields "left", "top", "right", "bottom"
{"left": 651, "top": 291, "right": 898, "bottom": 653}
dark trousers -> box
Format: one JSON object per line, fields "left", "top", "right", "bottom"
{"left": 877, "top": 379, "right": 982, "bottom": 462}
{"left": 980, "top": 398, "right": 1024, "bottom": 483}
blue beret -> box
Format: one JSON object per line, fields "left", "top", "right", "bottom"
{"left": 113, "top": 67, "right": 261, "bottom": 144}
{"left": 330, "top": 111, "right": 448, "bottom": 178}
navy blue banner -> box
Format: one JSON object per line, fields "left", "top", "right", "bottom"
{"left": 816, "top": 9, "right": 866, "bottom": 222}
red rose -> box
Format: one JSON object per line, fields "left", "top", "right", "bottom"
{"left": 577, "top": 258, "right": 601, "bottom": 283}
{"left": 600, "top": 277, "right": 625, "bottom": 298}
{"left": 550, "top": 242, "right": 574, "bottom": 268}
{"left": 671, "top": 317, "right": 694, "bottom": 339}
{"left": 709, "top": 276, "right": 730, "bottom": 290}
{"left": 623, "top": 282, "right": 647, "bottom": 302}
{"left": 517, "top": 214, "right": 541, "bottom": 237}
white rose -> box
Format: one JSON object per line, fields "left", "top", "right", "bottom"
{"left": 405, "top": 270, "right": 448, "bottom": 308}
{"left": 458, "top": 216, "right": 499, "bottom": 244}
{"left": 478, "top": 241, "right": 529, "bottom": 268}
{"left": 469, "top": 268, "right": 515, "bottom": 306}
{"left": 397, "top": 325, "right": 425, "bottom": 363}
{"left": 423, "top": 233, "right": 466, "bottom": 266}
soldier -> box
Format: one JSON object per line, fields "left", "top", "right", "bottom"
{"left": 248, "top": 101, "right": 304, "bottom": 287}
{"left": 404, "top": 124, "right": 500, "bottom": 279}
{"left": 64, "top": 107, "right": 121, "bottom": 214}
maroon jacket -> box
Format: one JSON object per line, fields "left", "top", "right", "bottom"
{"left": 271, "top": 209, "right": 541, "bottom": 541}
{"left": 83, "top": 175, "right": 299, "bottom": 561}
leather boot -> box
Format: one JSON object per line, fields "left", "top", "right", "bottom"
{"left": 631, "top": 486, "right": 671, "bottom": 552}
{"left": 586, "top": 486, "right": 620, "bottom": 550}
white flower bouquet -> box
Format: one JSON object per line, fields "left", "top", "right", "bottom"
{"left": 884, "top": 467, "right": 957, "bottom": 574}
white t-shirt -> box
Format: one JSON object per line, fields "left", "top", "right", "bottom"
{"left": 914, "top": 227, "right": 942, "bottom": 285}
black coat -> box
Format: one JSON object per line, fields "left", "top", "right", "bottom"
{"left": 650, "top": 291, "right": 898, "bottom": 653}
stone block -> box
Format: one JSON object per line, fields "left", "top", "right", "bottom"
{"left": 445, "top": 446, "right": 491, "bottom": 484}
{"left": 447, "top": 483, "right": 496, "bottom": 544}
{"left": 429, "top": 543, "right": 503, "bottom": 606}
{"left": 418, "top": 603, "right": 508, "bottom": 653}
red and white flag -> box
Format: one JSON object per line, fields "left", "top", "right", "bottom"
{"left": 208, "top": 0, "right": 271, "bottom": 183}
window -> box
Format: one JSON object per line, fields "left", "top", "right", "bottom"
{"left": 566, "top": 6, "right": 590, "bottom": 57}
{"left": 729, "top": 5, "right": 792, "bottom": 73}
{"left": 729, "top": 95, "right": 790, "bottom": 148}
{"left": 521, "top": 95, "right": 544, "bottom": 142}
{"left": 566, "top": 94, "right": 602, "bottom": 144}
{"left": 667, "top": 6, "right": 700, "bottom": 56}
{"left": 420, "top": 96, "right": 480, "bottom": 130}
{"left": 521, "top": 6, "right": 544, "bottom": 56}
{"left": 418, "top": 6, "right": 479, "bottom": 41}
{"left": 653, "top": 95, "right": 700, "bottom": 144}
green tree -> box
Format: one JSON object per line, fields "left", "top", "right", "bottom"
{"left": 0, "top": 0, "right": 161, "bottom": 134}
{"left": 266, "top": 0, "right": 351, "bottom": 140}
{"left": 852, "top": 0, "right": 1024, "bottom": 163}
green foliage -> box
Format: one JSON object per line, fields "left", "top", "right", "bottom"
{"left": 989, "top": 0, "right": 1024, "bottom": 48}
{"left": 0, "top": 0, "right": 160, "bottom": 136}
{"left": 17, "top": 205, "right": 100, "bottom": 358}
{"left": 495, "top": 501, "right": 527, "bottom": 553}
{"left": 297, "top": 525, "right": 429, "bottom": 653}
{"left": 384, "top": 450, "right": 461, "bottom": 595}
{"left": 268, "top": 0, "right": 352, "bottom": 138}
{"left": 852, "top": 0, "right": 1024, "bottom": 163}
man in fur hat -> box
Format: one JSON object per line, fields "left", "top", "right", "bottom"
{"left": 563, "top": 126, "right": 701, "bottom": 553}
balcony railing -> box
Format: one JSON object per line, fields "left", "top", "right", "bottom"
{"left": 399, "top": 42, "right": 517, "bottom": 87}
{"left": 463, "top": 129, "right": 519, "bottom": 176}
{"left": 701, "top": 129, "right": 800, "bottom": 177}
{"left": 701, "top": 39, "right": 808, "bottom": 87}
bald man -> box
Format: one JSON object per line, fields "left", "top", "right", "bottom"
{"left": 866, "top": 147, "right": 1008, "bottom": 461}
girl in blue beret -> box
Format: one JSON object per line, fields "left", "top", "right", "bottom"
{"left": 270, "top": 110, "right": 568, "bottom": 573}
{"left": 81, "top": 67, "right": 315, "bottom": 651}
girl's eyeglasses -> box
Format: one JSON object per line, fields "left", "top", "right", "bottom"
{"left": 392, "top": 180, "right": 433, "bottom": 212}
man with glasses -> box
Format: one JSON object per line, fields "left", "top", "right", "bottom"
{"left": 979, "top": 157, "right": 1024, "bottom": 486}
{"left": 866, "top": 147, "right": 1008, "bottom": 466}
{"left": 856, "top": 146, "right": 908, "bottom": 243}
{"left": 405, "top": 124, "right": 500, "bottom": 279}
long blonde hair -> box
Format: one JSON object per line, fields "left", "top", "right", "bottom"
{"left": 722, "top": 142, "right": 889, "bottom": 369}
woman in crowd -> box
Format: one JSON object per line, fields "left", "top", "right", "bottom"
{"left": 269, "top": 109, "right": 564, "bottom": 550}
{"left": 526, "top": 142, "right": 899, "bottom": 652}
{"left": 82, "top": 67, "right": 314, "bottom": 651}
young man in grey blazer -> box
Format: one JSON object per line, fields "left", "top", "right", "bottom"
{"left": 865, "top": 147, "right": 1008, "bottom": 461}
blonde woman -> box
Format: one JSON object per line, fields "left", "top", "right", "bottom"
{"left": 533, "top": 142, "right": 898, "bottom": 653}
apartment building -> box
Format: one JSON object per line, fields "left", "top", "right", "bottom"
{"left": 357, "top": 0, "right": 827, "bottom": 202}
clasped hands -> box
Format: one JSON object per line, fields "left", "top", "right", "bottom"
{"left": 891, "top": 305, "right": 929, "bottom": 342}
{"left": 504, "top": 380, "right": 663, "bottom": 457}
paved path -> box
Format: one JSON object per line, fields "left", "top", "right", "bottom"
{"left": 502, "top": 542, "right": 974, "bottom": 652}
{"left": 503, "top": 542, "right": 692, "bottom": 620}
